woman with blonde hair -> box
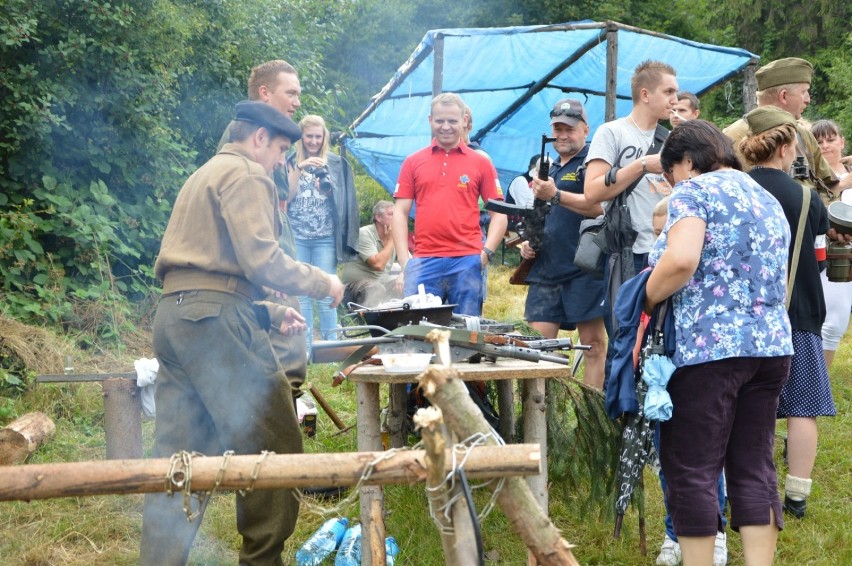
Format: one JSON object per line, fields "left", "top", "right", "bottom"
{"left": 288, "top": 115, "right": 359, "bottom": 352}
{"left": 740, "top": 107, "right": 833, "bottom": 521}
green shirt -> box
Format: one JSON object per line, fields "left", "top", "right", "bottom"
{"left": 341, "top": 224, "right": 396, "bottom": 284}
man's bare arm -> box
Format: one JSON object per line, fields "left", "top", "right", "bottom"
{"left": 584, "top": 155, "right": 663, "bottom": 204}
{"left": 392, "top": 199, "right": 413, "bottom": 270}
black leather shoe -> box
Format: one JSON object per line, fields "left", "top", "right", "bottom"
{"left": 783, "top": 496, "right": 807, "bottom": 519}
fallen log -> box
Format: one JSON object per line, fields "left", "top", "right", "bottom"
{"left": 0, "top": 412, "right": 56, "bottom": 465}
{"left": 0, "top": 444, "right": 541, "bottom": 502}
{"left": 419, "top": 329, "right": 580, "bottom": 566}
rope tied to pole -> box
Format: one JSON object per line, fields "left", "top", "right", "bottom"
{"left": 164, "top": 449, "right": 274, "bottom": 522}
{"left": 293, "top": 443, "right": 418, "bottom": 516}
{"left": 425, "top": 430, "right": 506, "bottom": 534}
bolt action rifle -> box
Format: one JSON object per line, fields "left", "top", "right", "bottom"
{"left": 485, "top": 133, "right": 556, "bottom": 284}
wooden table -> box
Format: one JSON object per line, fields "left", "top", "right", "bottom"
{"left": 348, "top": 358, "right": 571, "bottom": 565}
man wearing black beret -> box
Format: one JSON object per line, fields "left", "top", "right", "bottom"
{"left": 141, "top": 101, "right": 344, "bottom": 565}
{"left": 219, "top": 61, "right": 312, "bottom": 394}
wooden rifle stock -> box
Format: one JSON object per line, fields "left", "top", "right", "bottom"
{"left": 509, "top": 257, "right": 535, "bottom": 285}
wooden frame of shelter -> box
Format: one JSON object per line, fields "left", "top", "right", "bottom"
{"left": 350, "top": 20, "right": 758, "bottom": 136}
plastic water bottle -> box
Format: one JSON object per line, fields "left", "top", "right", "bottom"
{"left": 295, "top": 517, "right": 348, "bottom": 566}
{"left": 334, "top": 524, "right": 362, "bottom": 566}
{"left": 385, "top": 536, "right": 400, "bottom": 565}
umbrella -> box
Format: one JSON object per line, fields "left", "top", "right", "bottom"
{"left": 612, "top": 297, "right": 675, "bottom": 553}
{"left": 641, "top": 335, "right": 675, "bottom": 422}
{"left": 613, "top": 370, "right": 653, "bottom": 544}
{"left": 594, "top": 199, "right": 638, "bottom": 333}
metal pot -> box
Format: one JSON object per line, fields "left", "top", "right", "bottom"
{"left": 348, "top": 303, "right": 457, "bottom": 336}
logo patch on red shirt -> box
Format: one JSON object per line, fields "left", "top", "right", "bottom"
{"left": 457, "top": 174, "right": 470, "bottom": 190}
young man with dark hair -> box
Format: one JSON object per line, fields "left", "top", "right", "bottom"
{"left": 670, "top": 91, "right": 700, "bottom": 127}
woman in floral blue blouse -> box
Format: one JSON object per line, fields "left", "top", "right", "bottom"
{"left": 645, "top": 120, "right": 794, "bottom": 565}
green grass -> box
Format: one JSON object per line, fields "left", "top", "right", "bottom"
{"left": 1, "top": 264, "right": 850, "bottom": 564}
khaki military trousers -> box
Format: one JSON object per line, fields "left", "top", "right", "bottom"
{"left": 141, "top": 290, "right": 302, "bottom": 566}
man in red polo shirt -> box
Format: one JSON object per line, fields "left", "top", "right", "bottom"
{"left": 391, "top": 93, "right": 507, "bottom": 315}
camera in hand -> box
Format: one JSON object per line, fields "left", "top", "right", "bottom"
{"left": 791, "top": 156, "right": 809, "bottom": 180}
{"left": 313, "top": 166, "right": 333, "bottom": 193}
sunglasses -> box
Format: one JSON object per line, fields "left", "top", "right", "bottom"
{"left": 550, "top": 107, "right": 585, "bottom": 120}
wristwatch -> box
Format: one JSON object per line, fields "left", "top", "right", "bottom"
{"left": 482, "top": 247, "right": 495, "bottom": 263}
{"left": 550, "top": 189, "right": 561, "bottom": 207}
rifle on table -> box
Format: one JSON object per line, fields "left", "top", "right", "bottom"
{"left": 311, "top": 325, "right": 591, "bottom": 386}
{"left": 486, "top": 133, "right": 556, "bottom": 284}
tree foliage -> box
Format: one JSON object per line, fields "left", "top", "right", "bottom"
{"left": 1, "top": 0, "right": 851, "bottom": 337}
{"left": 0, "top": 0, "right": 341, "bottom": 333}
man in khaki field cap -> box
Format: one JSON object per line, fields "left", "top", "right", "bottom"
{"left": 724, "top": 57, "right": 852, "bottom": 199}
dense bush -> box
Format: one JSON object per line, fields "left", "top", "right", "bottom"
{"left": 0, "top": 0, "right": 343, "bottom": 334}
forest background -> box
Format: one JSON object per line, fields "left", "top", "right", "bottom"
{"left": 1, "top": 2, "right": 851, "bottom": 563}
{"left": 1, "top": 0, "right": 850, "bottom": 377}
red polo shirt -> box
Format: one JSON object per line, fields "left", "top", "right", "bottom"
{"left": 394, "top": 140, "right": 503, "bottom": 257}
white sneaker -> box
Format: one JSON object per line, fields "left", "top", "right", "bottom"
{"left": 714, "top": 531, "right": 728, "bottom": 566}
{"left": 656, "top": 534, "right": 682, "bottom": 566}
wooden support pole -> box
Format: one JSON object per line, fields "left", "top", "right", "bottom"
{"left": 523, "top": 378, "right": 548, "bottom": 512}
{"left": 357, "top": 380, "right": 385, "bottom": 566}
{"left": 103, "top": 377, "right": 143, "bottom": 459}
{"left": 387, "top": 383, "right": 408, "bottom": 448}
{"left": 418, "top": 331, "right": 579, "bottom": 566}
{"left": 0, "top": 444, "right": 541, "bottom": 503}
{"left": 0, "top": 412, "right": 56, "bottom": 465}
{"left": 605, "top": 21, "right": 619, "bottom": 123}
{"left": 743, "top": 60, "right": 758, "bottom": 113}
{"left": 417, "top": 407, "right": 455, "bottom": 560}
{"left": 432, "top": 33, "right": 445, "bottom": 96}
{"left": 496, "top": 379, "right": 515, "bottom": 441}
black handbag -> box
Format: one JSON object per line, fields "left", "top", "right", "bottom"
{"left": 576, "top": 125, "right": 669, "bottom": 278}
{"left": 574, "top": 215, "right": 607, "bottom": 277}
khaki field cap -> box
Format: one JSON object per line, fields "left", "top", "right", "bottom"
{"left": 755, "top": 58, "right": 814, "bottom": 90}
{"left": 234, "top": 100, "right": 302, "bottom": 142}
{"left": 744, "top": 106, "right": 797, "bottom": 135}
{"left": 550, "top": 98, "right": 588, "bottom": 126}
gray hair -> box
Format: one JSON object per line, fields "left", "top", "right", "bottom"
{"left": 372, "top": 200, "right": 394, "bottom": 219}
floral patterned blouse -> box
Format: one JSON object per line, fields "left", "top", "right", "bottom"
{"left": 648, "top": 169, "right": 794, "bottom": 367}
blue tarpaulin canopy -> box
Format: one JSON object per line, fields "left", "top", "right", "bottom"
{"left": 344, "top": 21, "right": 758, "bottom": 192}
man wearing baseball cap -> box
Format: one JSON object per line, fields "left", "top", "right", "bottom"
{"left": 519, "top": 98, "right": 607, "bottom": 389}
{"left": 141, "top": 100, "right": 344, "bottom": 565}
{"left": 723, "top": 57, "right": 850, "bottom": 198}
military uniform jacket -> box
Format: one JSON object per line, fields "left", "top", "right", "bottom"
{"left": 724, "top": 118, "right": 835, "bottom": 200}
{"left": 155, "top": 143, "right": 331, "bottom": 299}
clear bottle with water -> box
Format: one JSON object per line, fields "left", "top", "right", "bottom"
{"left": 385, "top": 536, "right": 400, "bottom": 565}
{"left": 295, "top": 517, "right": 348, "bottom": 566}
{"left": 334, "top": 524, "right": 362, "bottom": 566}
